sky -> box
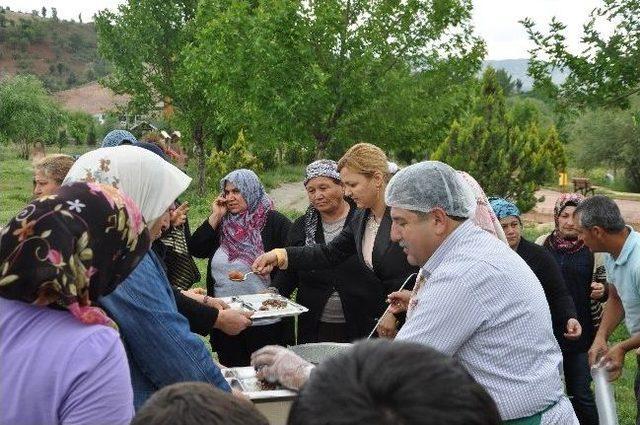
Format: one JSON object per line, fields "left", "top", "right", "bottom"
{"left": 2, "top": 0, "right": 612, "bottom": 60}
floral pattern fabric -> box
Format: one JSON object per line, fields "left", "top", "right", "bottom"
{"left": 0, "top": 182, "right": 150, "bottom": 327}
{"left": 219, "top": 169, "right": 273, "bottom": 270}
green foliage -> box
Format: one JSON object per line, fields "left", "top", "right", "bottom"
{"left": 207, "top": 130, "right": 262, "bottom": 185}
{"left": 522, "top": 0, "right": 640, "bottom": 109}
{"left": 0, "top": 75, "right": 63, "bottom": 158}
{"left": 65, "top": 111, "right": 95, "bottom": 145}
{"left": 186, "top": 0, "right": 485, "bottom": 159}
{"left": 432, "top": 68, "right": 564, "bottom": 211}
{"left": 57, "top": 129, "right": 68, "bottom": 151}
{"left": 568, "top": 105, "right": 640, "bottom": 191}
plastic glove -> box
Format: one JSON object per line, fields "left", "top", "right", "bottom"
{"left": 250, "top": 345, "right": 314, "bottom": 390}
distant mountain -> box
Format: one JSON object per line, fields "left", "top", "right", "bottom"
{"left": 482, "top": 58, "right": 568, "bottom": 91}
{"left": 0, "top": 7, "right": 105, "bottom": 92}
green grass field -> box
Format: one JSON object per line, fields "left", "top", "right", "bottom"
{"left": 0, "top": 144, "right": 636, "bottom": 423}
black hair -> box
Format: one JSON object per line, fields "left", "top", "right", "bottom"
{"left": 574, "top": 195, "right": 626, "bottom": 233}
{"left": 288, "top": 339, "right": 501, "bottom": 425}
{"left": 131, "top": 382, "right": 269, "bottom": 425}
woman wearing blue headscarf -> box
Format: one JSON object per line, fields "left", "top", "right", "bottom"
{"left": 489, "top": 197, "right": 581, "bottom": 346}
{"left": 101, "top": 130, "right": 137, "bottom": 148}
{"left": 189, "top": 169, "right": 292, "bottom": 367}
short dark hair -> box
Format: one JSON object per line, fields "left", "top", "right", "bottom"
{"left": 131, "top": 382, "right": 269, "bottom": 425}
{"left": 574, "top": 195, "right": 626, "bottom": 233}
{"left": 287, "top": 340, "right": 500, "bottom": 425}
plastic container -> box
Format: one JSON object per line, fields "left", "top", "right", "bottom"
{"left": 591, "top": 363, "right": 619, "bottom": 425}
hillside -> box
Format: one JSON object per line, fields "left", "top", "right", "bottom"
{"left": 0, "top": 7, "right": 105, "bottom": 91}
{"left": 482, "top": 59, "right": 568, "bottom": 91}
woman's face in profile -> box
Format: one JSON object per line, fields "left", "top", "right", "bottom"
{"left": 33, "top": 169, "right": 60, "bottom": 199}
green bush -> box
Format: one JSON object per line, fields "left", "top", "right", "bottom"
{"left": 207, "top": 129, "right": 262, "bottom": 184}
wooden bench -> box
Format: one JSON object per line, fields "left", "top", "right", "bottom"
{"left": 572, "top": 177, "right": 595, "bottom": 196}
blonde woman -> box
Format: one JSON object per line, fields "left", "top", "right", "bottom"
{"left": 254, "top": 143, "right": 418, "bottom": 338}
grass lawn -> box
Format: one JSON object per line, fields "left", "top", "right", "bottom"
{"left": 0, "top": 145, "right": 636, "bottom": 422}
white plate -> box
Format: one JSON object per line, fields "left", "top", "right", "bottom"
{"left": 220, "top": 293, "right": 308, "bottom": 320}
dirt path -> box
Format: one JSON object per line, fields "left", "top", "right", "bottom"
{"left": 269, "top": 181, "right": 308, "bottom": 212}
{"left": 269, "top": 182, "right": 640, "bottom": 228}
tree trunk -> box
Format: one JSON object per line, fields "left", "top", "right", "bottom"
{"left": 193, "top": 123, "right": 206, "bottom": 196}
{"left": 313, "top": 132, "right": 330, "bottom": 159}
{"left": 20, "top": 141, "right": 30, "bottom": 160}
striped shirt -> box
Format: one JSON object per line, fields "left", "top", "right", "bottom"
{"left": 397, "top": 220, "right": 575, "bottom": 421}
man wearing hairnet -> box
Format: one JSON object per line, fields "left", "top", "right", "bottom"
{"left": 382, "top": 161, "right": 577, "bottom": 424}
{"left": 251, "top": 161, "right": 577, "bottom": 424}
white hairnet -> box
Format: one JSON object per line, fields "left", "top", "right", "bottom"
{"left": 385, "top": 161, "right": 476, "bottom": 218}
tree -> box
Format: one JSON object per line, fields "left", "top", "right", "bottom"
{"left": 522, "top": 0, "right": 640, "bottom": 108}
{"left": 95, "top": 0, "right": 208, "bottom": 191}
{"left": 522, "top": 0, "right": 640, "bottom": 190}
{"left": 187, "top": 0, "right": 484, "bottom": 159}
{"left": 51, "top": 8, "right": 58, "bottom": 21}
{"left": 0, "top": 75, "right": 63, "bottom": 158}
{"left": 86, "top": 121, "right": 97, "bottom": 146}
{"left": 41, "top": 6, "right": 46, "bottom": 18}
{"left": 495, "top": 69, "right": 516, "bottom": 97}
{"left": 78, "top": 13, "right": 82, "bottom": 24}
{"left": 431, "top": 68, "right": 564, "bottom": 211}
{"left": 57, "top": 129, "right": 68, "bottom": 151}
{"left": 66, "top": 111, "right": 94, "bottom": 144}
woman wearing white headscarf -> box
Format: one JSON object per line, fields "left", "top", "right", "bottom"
{"left": 64, "top": 146, "right": 232, "bottom": 409}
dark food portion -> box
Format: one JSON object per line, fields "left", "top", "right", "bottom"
{"left": 259, "top": 298, "right": 288, "bottom": 311}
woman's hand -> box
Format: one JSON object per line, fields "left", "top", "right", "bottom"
{"left": 252, "top": 251, "right": 279, "bottom": 275}
{"left": 214, "top": 309, "right": 253, "bottom": 335}
{"left": 170, "top": 201, "right": 189, "bottom": 227}
{"left": 590, "top": 282, "right": 606, "bottom": 300}
{"left": 376, "top": 313, "right": 398, "bottom": 339}
{"left": 208, "top": 194, "right": 227, "bottom": 229}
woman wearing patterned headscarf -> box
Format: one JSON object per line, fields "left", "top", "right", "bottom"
{"left": 65, "top": 146, "right": 232, "bottom": 409}
{"left": 489, "top": 197, "right": 582, "bottom": 346}
{"left": 189, "top": 169, "right": 292, "bottom": 367}
{"left": 535, "top": 193, "right": 608, "bottom": 425}
{"left": 0, "top": 182, "right": 149, "bottom": 425}
{"left": 272, "top": 160, "right": 383, "bottom": 343}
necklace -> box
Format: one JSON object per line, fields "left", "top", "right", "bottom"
{"left": 367, "top": 214, "right": 380, "bottom": 231}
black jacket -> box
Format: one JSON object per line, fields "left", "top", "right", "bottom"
{"left": 273, "top": 204, "right": 385, "bottom": 343}
{"left": 544, "top": 243, "right": 600, "bottom": 353}
{"left": 516, "top": 238, "right": 577, "bottom": 344}
{"left": 285, "top": 207, "right": 418, "bottom": 317}
{"left": 188, "top": 210, "right": 292, "bottom": 296}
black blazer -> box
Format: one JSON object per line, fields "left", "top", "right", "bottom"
{"left": 285, "top": 207, "right": 418, "bottom": 314}
{"left": 188, "top": 210, "right": 292, "bottom": 296}
{"left": 273, "top": 204, "right": 385, "bottom": 343}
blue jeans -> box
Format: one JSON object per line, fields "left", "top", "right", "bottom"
{"left": 563, "top": 351, "right": 598, "bottom": 425}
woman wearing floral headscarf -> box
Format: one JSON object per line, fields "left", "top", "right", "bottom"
{"left": 535, "top": 193, "right": 608, "bottom": 425}
{"left": 0, "top": 182, "right": 149, "bottom": 425}
{"left": 64, "top": 146, "right": 232, "bottom": 409}
{"left": 189, "top": 169, "right": 291, "bottom": 367}
{"left": 272, "top": 160, "right": 383, "bottom": 343}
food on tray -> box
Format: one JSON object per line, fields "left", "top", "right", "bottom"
{"left": 228, "top": 270, "right": 244, "bottom": 281}
{"left": 257, "top": 379, "right": 277, "bottom": 390}
{"left": 259, "top": 298, "right": 288, "bottom": 310}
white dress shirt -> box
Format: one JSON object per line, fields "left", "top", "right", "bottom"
{"left": 397, "top": 220, "right": 577, "bottom": 423}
